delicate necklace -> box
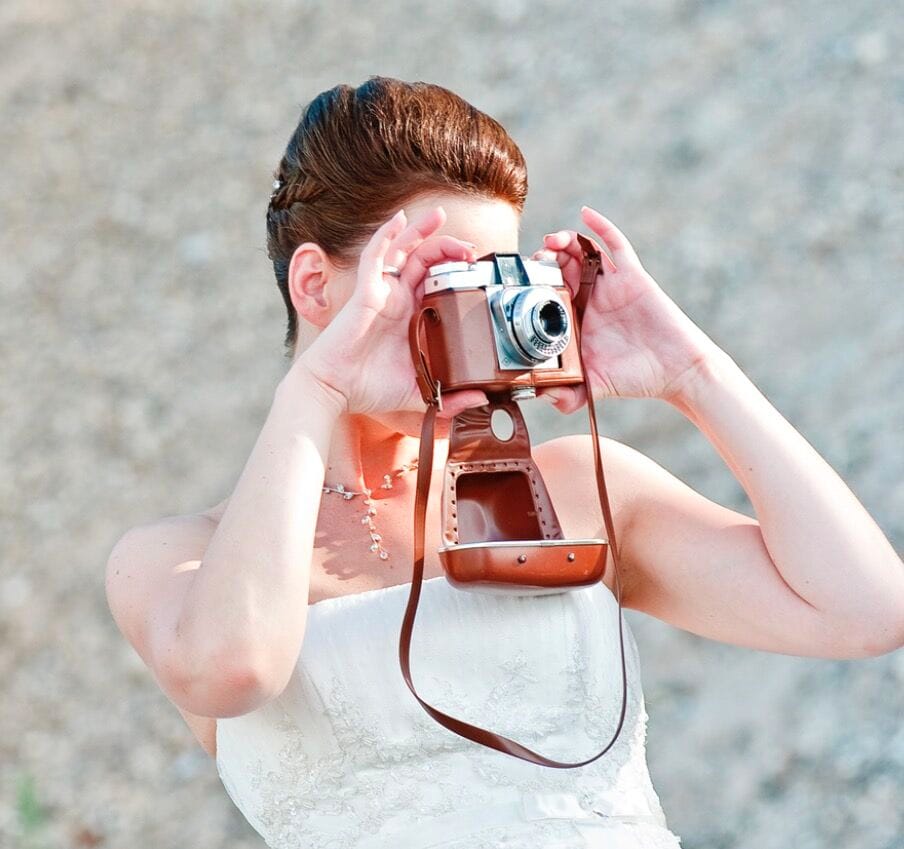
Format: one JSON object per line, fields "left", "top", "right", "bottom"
{"left": 321, "top": 460, "right": 420, "bottom": 560}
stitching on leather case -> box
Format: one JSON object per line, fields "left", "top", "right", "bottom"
{"left": 446, "top": 458, "right": 556, "bottom": 544}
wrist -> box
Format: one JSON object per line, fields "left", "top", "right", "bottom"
{"left": 663, "top": 346, "right": 738, "bottom": 417}
{"left": 278, "top": 357, "right": 348, "bottom": 420}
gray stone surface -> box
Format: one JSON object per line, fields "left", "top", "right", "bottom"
{"left": 2, "top": 1, "right": 901, "bottom": 847}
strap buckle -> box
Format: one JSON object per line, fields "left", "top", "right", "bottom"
{"left": 410, "top": 307, "right": 444, "bottom": 409}
{"left": 573, "top": 233, "right": 604, "bottom": 324}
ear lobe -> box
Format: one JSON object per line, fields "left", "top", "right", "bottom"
{"left": 288, "top": 243, "right": 332, "bottom": 328}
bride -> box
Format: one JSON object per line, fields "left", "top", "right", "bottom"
{"left": 104, "top": 77, "right": 903, "bottom": 848}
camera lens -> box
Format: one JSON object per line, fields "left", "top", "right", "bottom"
{"left": 533, "top": 300, "right": 568, "bottom": 343}
{"left": 506, "top": 288, "right": 571, "bottom": 362}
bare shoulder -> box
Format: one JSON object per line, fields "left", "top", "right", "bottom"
{"left": 531, "top": 433, "right": 647, "bottom": 605}
{"left": 531, "top": 432, "right": 648, "bottom": 519}
{"left": 105, "top": 505, "right": 226, "bottom": 759}
{"left": 105, "top": 510, "right": 219, "bottom": 650}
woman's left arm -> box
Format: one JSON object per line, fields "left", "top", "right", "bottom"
{"left": 537, "top": 208, "right": 904, "bottom": 659}
{"left": 659, "top": 346, "right": 902, "bottom": 655}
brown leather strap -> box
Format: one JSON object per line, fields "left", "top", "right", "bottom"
{"left": 572, "top": 233, "right": 602, "bottom": 324}
{"left": 399, "top": 242, "right": 629, "bottom": 768}
{"left": 408, "top": 305, "right": 440, "bottom": 406}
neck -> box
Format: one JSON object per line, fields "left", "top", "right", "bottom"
{"left": 324, "top": 411, "right": 438, "bottom": 500}
{"left": 290, "top": 345, "right": 448, "bottom": 499}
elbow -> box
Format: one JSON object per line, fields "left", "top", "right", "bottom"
{"left": 825, "top": 564, "right": 904, "bottom": 659}
{"left": 857, "top": 581, "right": 904, "bottom": 658}
{"left": 840, "top": 610, "right": 904, "bottom": 659}
{"left": 157, "top": 644, "right": 285, "bottom": 718}
{"left": 855, "top": 623, "right": 904, "bottom": 659}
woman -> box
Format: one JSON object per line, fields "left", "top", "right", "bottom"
{"left": 105, "top": 78, "right": 903, "bottom": 848}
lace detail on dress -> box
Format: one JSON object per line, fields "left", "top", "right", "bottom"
{"left": 430, "top": 821, "right": 683, "bottom": 849}
{"left": 468, "top": 640, "right": 645, "bottom": 806}
{"left": 215, "top": 581, "right": 682, "bottom": 848}
{"left": 238, "top": 676, "right": 491, "bottom": 847}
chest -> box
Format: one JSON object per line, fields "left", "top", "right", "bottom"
{"left": 308, "top": 448, "right": 612, "bottom": 604}
{"left": 307, "top": 469, "right": 452, "bottom": 603}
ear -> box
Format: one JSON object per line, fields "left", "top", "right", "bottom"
{"left": 287, "top": 242, "right": 335, "bottom": 329}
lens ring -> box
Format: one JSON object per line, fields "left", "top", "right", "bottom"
{"left": 532, "top": 300, "right": 568, "bottom": 343}
{"left": 509, "top": 288, "right": 571, "bottom": 362}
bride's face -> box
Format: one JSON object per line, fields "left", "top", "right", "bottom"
{"left": 305, "top": 191, "right": 522, "bottom": 438}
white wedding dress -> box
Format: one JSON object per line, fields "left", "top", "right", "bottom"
{"left": 215, "top": 575, "right": 683, "bottom": 848}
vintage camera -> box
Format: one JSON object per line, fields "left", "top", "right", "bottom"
{"left": 407, "top": 244, "right": 608, "bottom": 597}
{"left": 413, "top": 253, "right": 587, "bottom": 402}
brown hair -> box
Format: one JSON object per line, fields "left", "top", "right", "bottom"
{"left": 265, "top": 76, "right": 528, "bottom": 357}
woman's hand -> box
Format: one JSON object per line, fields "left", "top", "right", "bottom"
{"left": 296, "top": 206, "right": 490, "bottom": 418}
{"left": 532, "top": 206, "right": 723, "bottom": 413}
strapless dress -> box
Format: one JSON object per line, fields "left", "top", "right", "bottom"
{"left": 215, "top": 575, "right": 683, "bottom": 848}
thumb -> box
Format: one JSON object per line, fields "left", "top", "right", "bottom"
{"left": 537, "top": 384, "right": 587, "bottom": 414}
{"left": 435, "top": 389, "right": 490, "bottom": 420}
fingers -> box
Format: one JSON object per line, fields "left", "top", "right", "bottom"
{"left": 403, "top": 233, "right": 478, "bottom": 298}
{"left": 359, "top": 206, "right": 450, "bottom": 286}
{"left": 384, "top": 207, "right": 448, "bottom": 270}
{"left": 543, "top": 229, "right": 582, "bottom": 257}
{"left": 542, "top": 230, "right": 585, "bottom": 281}
{"left": 375, "top": 205, "right": 478, "bottom": 294}
{"left": 581, "top": 206, "right": 640, "bottom": 265}
{"left": 543, "top": 226, "right": 618, "bottom": 276}
{"left": 535, "top": 229, "right": 585, "bottom": 299}
{"left": 358, "top": 209, "right": 410, "bottom": 280}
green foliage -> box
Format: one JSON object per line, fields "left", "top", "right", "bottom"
{"left": 15, "top": 773, "right": 49, "bottom": 849}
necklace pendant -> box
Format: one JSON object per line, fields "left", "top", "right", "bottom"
{"left": 322, "top": 457, "right": 418, "bottom": 561}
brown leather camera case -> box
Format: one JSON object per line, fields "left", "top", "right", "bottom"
{"left": 438, "top": 396, "right": 607, "bottom": 592}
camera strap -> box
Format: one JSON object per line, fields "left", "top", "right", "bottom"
{"left": 399, "top": 237, "right": 628, "bottom": 768}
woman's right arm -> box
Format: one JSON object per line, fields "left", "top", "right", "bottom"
{"left": 105, "top": 362, "right": 344, "bottom": 718}
{"left": 106, "top": 206, "right": 484, "bottom": 719}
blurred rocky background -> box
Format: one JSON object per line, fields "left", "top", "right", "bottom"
{"left": 2, "top": 0, "right": 901, "bottom": 847}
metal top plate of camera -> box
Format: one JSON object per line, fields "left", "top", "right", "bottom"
{"left": 425, "top": 258, "right": 563, "bottom": 294}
